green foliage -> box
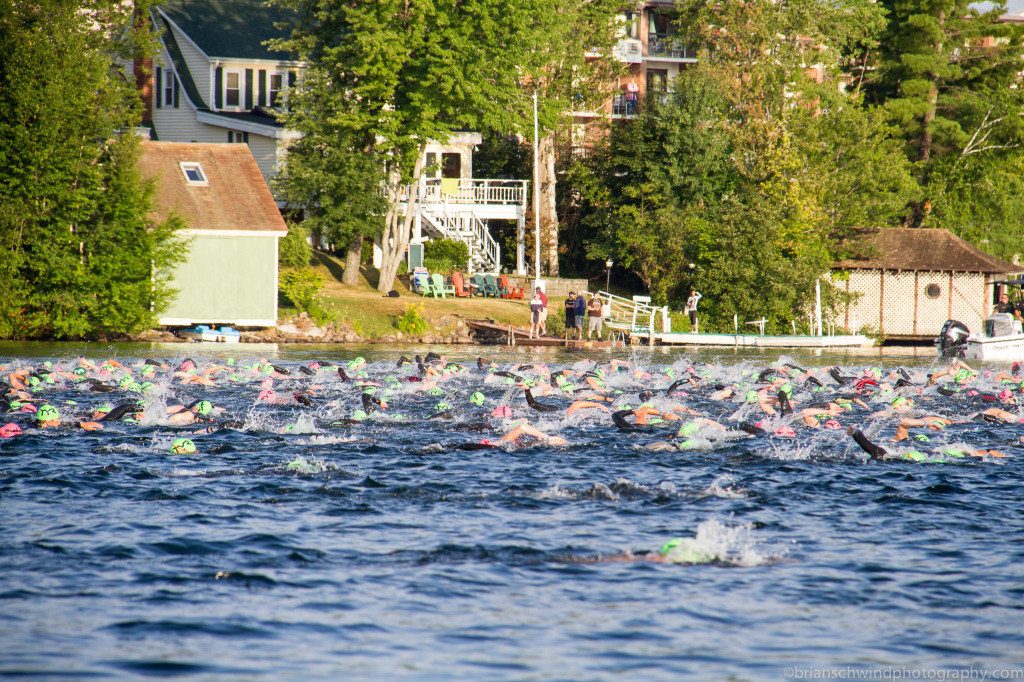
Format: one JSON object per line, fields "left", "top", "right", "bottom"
{"left": 279, "top": 222, "right": 312, "bottom": 269}
{"left": 865, "top": 0, "right": 1024, "bottom": 229}
{"left": 0, "top": 0, "right": 182, "bottom": 339}
{"left": 279, "top": 268, "right": 324, "bottom": 312}
{"left": 423, "top": 239, "right": 468, "bottom": 274}
{"left": 396, "top": 303, "right": 428, "bottom": 336}
{"left": 545, "top": 308, "right": 565, "bottom": 338}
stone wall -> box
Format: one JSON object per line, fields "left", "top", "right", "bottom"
{"left": 507, "top": 276, "right": 590, "bottom": 298}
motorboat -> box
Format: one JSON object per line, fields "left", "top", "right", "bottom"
{"left": 177, "top": 325, "right": 241, "bottom": 343}
{"left": 936, "top": 314, "right": 1024, "bottom": 361}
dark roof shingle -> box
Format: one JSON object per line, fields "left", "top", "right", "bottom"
{"left": 156, "top": 0, "right": 296, "bottom": 62}
{"left": 833, "top": 228, "right": 1020, "bottom": 274}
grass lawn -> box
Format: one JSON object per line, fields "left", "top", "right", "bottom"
{"left": 283, "top": 251, "right": 559, "bottom": 339}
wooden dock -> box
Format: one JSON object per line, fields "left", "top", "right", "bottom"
{"left": 464, "top": 319, "right": 618, "bottom": 348}
{"left": 649, "top": 331, "right": 874, "bottom": 348}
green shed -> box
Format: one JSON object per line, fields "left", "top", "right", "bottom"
{"left": 138, "top": 140, "right": 288, "bottom": 327}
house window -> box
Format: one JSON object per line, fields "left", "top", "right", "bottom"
{"left": 925, "top": 283, "right": 941, "bottom": 299}
{"left": 620, "top": 11, "right": 639, "bottom": 39}
{"left": 441, "top": 153, "right": 461, "bottom": 179}
{"left": 163, "top": 71, "right": 175, "bottom": 107}
{"left": 179, "top": 162, "right": 208, "bottom": 185}
{"left": 647, "top": 69, "right": 668, "bottom": 94}
{"left": 228, "top": 131, "right": 248, "bottom": 144}
{"left": 425, "top": 152, "right": 438, "bottom": 180}
{"left": 269, "top": 73, "right": 284, "bottom": 107}
{"left": 225, "top": 71, "right": 242, "bottom": 107}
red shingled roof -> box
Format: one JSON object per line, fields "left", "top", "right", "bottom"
{"left": 833, "top": 228, "right": 1020, "bottom": 274}
{"left": 137, "top": 141, "right": 287, "bottom": 233}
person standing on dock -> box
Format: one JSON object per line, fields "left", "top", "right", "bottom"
{"left": 587, "top": 293, "right": 604, "bottom": 340}
{"left": 529, "top": 289, "right": 543, "bottom": 339}
{"left": 565, "top": 292, "right": 577, "bottom": 339}
{"left": 686, "top": 290, "right": 702, "bottom": 333}
{"left": 574, "top": 291, "right": 587, "bottom": 339}
{"left": 537, "top": 286, "right": 548, "bottom": 336}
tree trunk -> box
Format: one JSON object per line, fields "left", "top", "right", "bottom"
{"left": 919, "top": 11, "right": 944, "bottom": 164}
{"left": 539, "top": 133, "right": 559, "bottom": 276}
{"left": 342, "top": 234, "right": 362, "bottom": 285}
{"left": 377, "top": 146, "right": 426, "bottom": 293}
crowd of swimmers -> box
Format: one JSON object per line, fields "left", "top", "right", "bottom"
{"left": 3, "top": 352, "right": 1021, "bottom": 563}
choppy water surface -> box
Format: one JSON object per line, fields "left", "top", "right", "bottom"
{"left": 1, "top": 344, "right": 1022, "bottom": 680}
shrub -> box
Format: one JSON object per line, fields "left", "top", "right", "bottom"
{"left": 424, "top": 238, "right": 468, "bottom": 271}
{"left": 545, "top": 307, "right": 565, "bottom": 337}
{"left": 279, "top": 222, "right": 312, "bottom": 269}
{"left": 279, "top": 267, "right": 323, "bottom": 311}
{"left": 396, "top": 303, "right": 428, "bottom": 336}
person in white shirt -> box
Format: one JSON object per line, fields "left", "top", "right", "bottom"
{"left": 686, "top": 290, "right": 702, "bottom": 333}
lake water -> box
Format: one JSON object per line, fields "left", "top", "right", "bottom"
{"left": 1, "top": 343, "right": 1021, "bottom": 680}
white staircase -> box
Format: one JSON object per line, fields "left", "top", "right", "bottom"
{"left": 400, "top": 179, "right": 527, "bottom": 274}
{"left": 420, "top": 206, "right": 500, "bottom": 273}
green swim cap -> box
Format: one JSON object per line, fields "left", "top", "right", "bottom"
{"left": 942, "top": 448, "right": 965, "bottom": 458}
{"left": 779, "top": 384, "right": 793, "bottom": 396}
{"left": 678, "top": 421, "right": 699, "bottom": 438}
{"left": 73, "top": 367, "right": 87, "bottom": 376}
{"left": 660, "top": 538, "right": 684, "bottom": 555}
{"left": 127, "top": 382, "right": 142, "bottom": 392}
{"left": 892, "top": 397, "right": 908, "bottom": 407}
{"left": 560, "top": 384, "right": 574, "bottom": 393}
{"left": 679, "top": 438, "right": 701, "bottom": 450}
{"left": 664, "top": 368, "right": 675, "bottom": 379}
{"left": 362, "top": 387, "right": 376, "bottom": 395}
{"left": 427, "top": 387, "right": 444, "bottom": 396}
{"left": 44, "top": 374, "right": 55, "bottom": 384}
{"left": 618, "top": 404, "right": 631, "bottom": 412}
{"left": 194, "top": 400, "right": 213, "bottom": 416}
{"left": 119, "top": 376, "right": 133, "bottom": 387}
{"left": 141, "top": 365, "right": 156, "bottom": 375}
{"left": 140, "top": 381, "right": 155, "bottom": 392}
{"left": 913, "top": 434, "right": 930, "bottom": 442}
{"left": 26, "top": 376, "right": 40, "bottom": 386}
{"left": 554, "top": 375, "right": 565, "bottom": 386}
{"left": 43, "top": 361, "right": 52, "bottom": 368}
{"left": 170, "top": 438, "right": 196, "bottom": 454}
{"left": 905, "top": 450, "right": 927, "bottom": 462}
{"left": 351, "top": 409, "right": 367, "bottom": 422}
{"left": 434, "top": 402, "right": 451, "bottom": 412}
{"left": 226, "top": 358, "right": 235, "bottom": 366}
{"left": 469, "top": 392, "right": 485, "bottom": 406}
{"left": 262, "top": 364, "right": 274, "bottom": 375}
{"left": 746, "top": 390, "right": 759, "bottom": 404}
{"left": 502, "top": 377, "right": 514, "bottom": 385}
{"left": 37, "top": 404, "right": 59, "bottom": 421}
{"left": 97, "top": 404, "right": 113, "bottom": 414}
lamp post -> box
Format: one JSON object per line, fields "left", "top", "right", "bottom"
{"left": 606, "top": 258, "right": 613, "bottom": 292}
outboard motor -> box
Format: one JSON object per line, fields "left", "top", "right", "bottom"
{"left": 935, "top": 319, "right": 970, "bottom": 358}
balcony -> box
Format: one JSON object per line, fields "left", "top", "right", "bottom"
{"left": 613, "top": 39, "right": 643, "bottom": 64}
{"left": 612, "top": 94, "right": 638, "bottom": 117}
{"left": 647, "top": 34, "right": 698, "bottom": 61}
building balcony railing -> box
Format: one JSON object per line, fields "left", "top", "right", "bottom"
{"left": 401, "top": 179, "right": 529, "bottom": 206}
{"left": 648, "top": 34, "right": 698, "bottom": 60}
{"left": 612, "top": 94, "right": 638, "bottom": 117}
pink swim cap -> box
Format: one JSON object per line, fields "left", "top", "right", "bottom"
{"left": 0, "top": 423, "right": 21, "bottom": 438}
{"left": 999, "top": 389, "right": 1013, "bottom": 401}
{"left": 258, "top": 389, "right": 276, "bottom": 402}
{"left": 261, "top": 377, "right": 274, "bottom": 388}
{"left": 491, "top": 405, "right": 513, "bottom": 418}
{"left": 966, "top": 390, "right": 979, "bottom": 397}
{"left": 308, "top": 362, "right": 320, "bottom": 370}
{"left": 20, "top": 404, "right": 37, "bottom": 413}
{"left": 822, "top": 419, "right": 842, "bottom": 430}
{"left": 775, "top": 425, "right": 796, "bottom": 437}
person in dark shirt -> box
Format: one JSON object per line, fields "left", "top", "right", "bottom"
{"left": 564, "top": 292, "right": 577, "bottom": 338}
{"left": 993, "top": 292, "right": 1023, "bottom": 321}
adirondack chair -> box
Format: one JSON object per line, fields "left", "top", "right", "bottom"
{"left": 471, "top": 274, "right": 488, "bottom": 297}
{"left": 451, "top": 272, "right": 472, "bottom": 297}
{"left": 431, "top": 272, "right": 455, "bottom": 298}
{"left": 483, "top": 274, "right": 500, "bottom": 298}
{"left": 414, "top": 272, "right": 434, "bottom": 297}
{"left": 498, "top": 274, "right": 523, "bottom": 300}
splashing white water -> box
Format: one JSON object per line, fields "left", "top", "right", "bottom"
{"left": 662, "top": 519, "right": 777, "bottom": 567}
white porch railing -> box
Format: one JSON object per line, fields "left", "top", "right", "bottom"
{"left": 415, "top": 179, "right": 528, "bottom": 206}
{"left": 421, "top": 206, "right": 501, "bottom": 274}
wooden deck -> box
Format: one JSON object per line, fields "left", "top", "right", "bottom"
{"left": 649, "top": 331, "right": 874, "bottom": 348}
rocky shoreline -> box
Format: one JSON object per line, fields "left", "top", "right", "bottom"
{"left": 130, "top": 312, "right": 482, "bottom": 345}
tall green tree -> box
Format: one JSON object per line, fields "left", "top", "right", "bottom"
{"left": 0, "top": 0, "right": 182, "bottom": 339}
{"left": 865, "top": 0, "right": 1024, "bottom": 231}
